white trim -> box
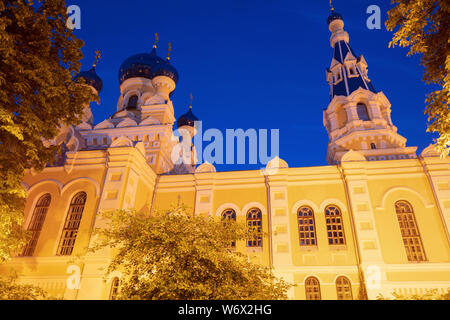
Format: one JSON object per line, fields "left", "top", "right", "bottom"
{"left": 376, "top": 186, "right": 434, "bottom": 210}
{"left": 319, "top": 199, "right": 347, "bottom": 213}
{"left": 61, "top": 177, "right": 100, "bottom": 198}
{"left": 106, "top": 271, "right": 123, "bottom": 283}
{"left": 303, "top": 274, "right": 324, "bottom": 285}
{"left": 291, "top": 200, "right": 320, "bottom": 215}
{"left": 333, "top": 274, "right": 354, "bottom": 285}
{"left": 214, "top": 203, "right": 241, "bottom": 218}
{"left": 28, "top": 179, "right": 63, "bottom": 196}
{"left": 241, "top": 202, "right": 267, "bottom": 217}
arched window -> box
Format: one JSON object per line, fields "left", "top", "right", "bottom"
{"left": 21, "top": 194, "right": 51, "bottom": 257}
{"left": 305, "top": 277, "right": 321, "bottom": 300}
{"left": 127, "top": 95, "right": 138, "bottom": 109}
{"left": 325, "top": 205, "right": 346, "bottom": 245}
{"left": 109, "top": 277, "right": 120, "bottom": 300}
{"left": 222, "top": 209, "right": 237, "bottom": 247}
{"left": 247, "top": 208, "right": 262, "bottom": 248}
{"left": 222, "top": 208, "right": 236, "bottom": 221}
{"left": 357, "top": 103, "right": 370, "bottom": 121}
{"left": 371, "top": 143, "right": 377, "bottom": 150}
{"left": 336, "top": 106, "right": 348, "bottom": 129}
{"left": 57, "top": 192, "right": 87, "bottom": 256}
{"left": 297, "top": 206, "right": 317, "bottom": 246}
{"left": 336, "top": 276, "right": 353, "bottom": 300}
{"left": 395, "top": 201, "right": 427, "bottom": 262}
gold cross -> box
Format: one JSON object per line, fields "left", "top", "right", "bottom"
{"left": 153, "top": 33, "right": 159, "bottom": 48}
{"left": 167, "top": 42, "right": 172, "bottom": 60}
{"left": 93, "top": 50, "right": 101, "bottom": 68}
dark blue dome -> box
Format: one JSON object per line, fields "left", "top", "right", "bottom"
{"left": 151, "top": 60, "right": 179, "bottom": 84}
{"left": 177, "top": 108, "right": 199, "bottom": 128}
{"left": 118, "top": 49, "right": 165, "bottom": 84}
{"left": 327, "top": 11, "right": 343, "bottom": 25}
{"left": 74, "top": 67, "right": 103, "bottom": 92}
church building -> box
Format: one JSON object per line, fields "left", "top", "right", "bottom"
{"left": 1, "top": 8, "right": 449, "bottom": 300}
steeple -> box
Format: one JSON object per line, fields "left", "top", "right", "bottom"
{"left": 323, "top": 6, "right": 417, "bottom": 164}
{"left": 326, "top": 9, "right": 376, "bottom": 100}
{"left": 171, "top": 94, "right": 200, "bottom": 174}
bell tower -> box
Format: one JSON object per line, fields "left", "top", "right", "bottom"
{"left": 323, "top": 9, "right": 417, "bottom": 164}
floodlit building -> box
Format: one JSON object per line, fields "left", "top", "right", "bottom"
{"left": 1, "top": 9, "right": 449, "bottom": 300}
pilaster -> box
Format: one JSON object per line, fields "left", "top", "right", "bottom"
{"left": 267, "top": 172, "right": 294, "bottom": 268}
{"left": 340, "top": 160, "right": 387, "bottom": 299}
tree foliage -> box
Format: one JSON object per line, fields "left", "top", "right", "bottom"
{"left": 0, "top": 275, "right": 50, "bottom": 300}
{"left": 0, "top": 0, "right": 97, "bottom": 262}
{"left": 377, "top": 288, "right": 450, "bottom": 300}
{"left": 93, "top": 204, "right": 292, "bottom": 300}
{"left": 386, "top": 0, "right": 450, "bottom": 156}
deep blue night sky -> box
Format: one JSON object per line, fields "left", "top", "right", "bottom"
{"left": 70, "top": 0, "right": 436, "bottom": 172}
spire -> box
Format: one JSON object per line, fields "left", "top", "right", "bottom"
{"left": 189, "top": 93, "right": 193, "bottom": 109}
{"left": 326, "top": 6, "right": 376, "bottom": 100}
{"left": 323, "top": 5, "right": 417, "bottom": 165}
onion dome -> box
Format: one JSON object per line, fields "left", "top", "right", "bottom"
{"left": 327, "top": 10, "right": 343, "bottom": 25}
{"left": 74, "top": 67, "right": 103, "bottom": 93}
{"left": 118, "top": 48, "right": 165, "bottom": 84}
{"left": 151, "top": 59, "right": 179, "bottom": 84}
{"left": 177, "top": 107, "right": 199, "bottom": 128}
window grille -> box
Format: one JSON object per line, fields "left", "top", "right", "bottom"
{"left": 305, "top": 277, "right": 321, "bottom": 300}
{"left": 325, "top": 206, "right": 346, "bottom": 245}
{"left": 336, "top": 276, "right": 353, "bottom": 300}
{"left": 57, "top": 192, "right": 87, "bottom": 256}
{"left": 222, "top": 209, "right": 237, "bottom": 247}
{"left": 395, "top": 201, "right": 427, "bottom": 262}
{"left": 21, "top": 194, "right": 51, "bottom": 257}
{"left": 110, "top": 277, "right": 120, "bottom": 300}
{"left": 247, "top": 208, "right": 262, "bottom": 248}
{"left": 298, "top": 206, "right": 317, "bottom": 246}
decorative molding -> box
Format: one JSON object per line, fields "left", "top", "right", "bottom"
{"left": 94, "top": 120, "right": 115, "bottom": 130}
{"left": 28, "top": 179, "right": 64, "bottom": 196}
{"left": 376, "top": 186, "right": 435, "bottom": 210}
{"left": 318, "top": 198, "right": 347, "bottom": 213}
{"left": 241, "top": 201, "right": 267, "bottom": 217}
{"left": 341, "top": 149, "right": 366, "bottom": 162}
{"left": 420, "top": 144, "right": 443, "bottom": 158}
{"left": 214, "top": 203, "right": 241, "bottom": 217}
{"left": 291, "top": 199, "right": 320, "bottom": 215}
{"left": 116, "top": 118, "right": 138, "bottom": 128}
{"left": 196, "top": 162, "right": 216, "bottom": 173}
{"left": 110, "top": 136, "right": 133, "bottom": 148}
{"left": 61, "top": 177, "right": 101, "bottom": 198}
{"left": 140, "top": 116, "right": 161, "bottom": 126}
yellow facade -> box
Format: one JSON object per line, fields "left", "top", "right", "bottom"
{"left": 1, "top": 9, "right": 450, "bottom": 300}
{"left": 1, "top": 146, "right": 449, "bottom": 300}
